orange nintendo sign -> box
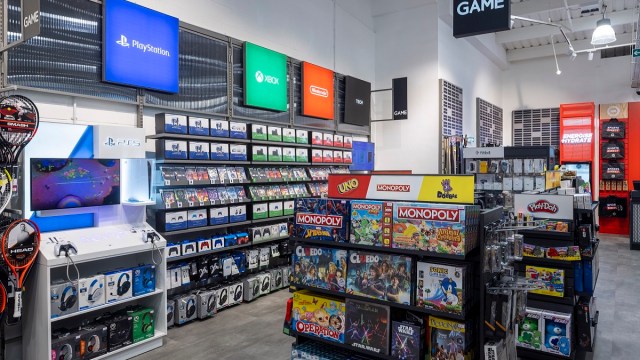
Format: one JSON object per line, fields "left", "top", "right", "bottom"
{"left": 302, "top": 62, "right": 334, "bottom": 120}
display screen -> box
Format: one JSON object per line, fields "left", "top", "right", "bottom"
{"left": 103, "top": 0, "right": 180, "bottom": 93}
{"left": 344, "top": 76, "right": 371, "bottom": 126}
{"left": 350, "top": 141, "right": 375, "bottom": 171}
{"left": 31, "top": 159, "right": 121, "bottom": 211}
{"left": 564, "top": 162, "right": 592, "bottom": 196}
{"left": 243, "top": 42, "right": 288, "bottom": 111}
{"left": 302, "top": 62, "right": 334, "bottom": 119}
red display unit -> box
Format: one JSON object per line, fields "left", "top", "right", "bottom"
{"left": 559, "top": 102, "right": 595, "bottom": 164}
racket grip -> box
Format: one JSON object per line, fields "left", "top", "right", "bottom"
{"left": 12, "top": 290, "right": 21, "bottom": 319}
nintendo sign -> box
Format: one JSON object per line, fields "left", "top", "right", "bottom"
{"left": 514, "top": 194, "right": 573, "bottom": 220}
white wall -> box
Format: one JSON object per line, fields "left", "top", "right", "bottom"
{"left": 502, "top": 54, "right": 640, "bottom": 145}
{"left": 437, "top": 19, "right": 503, "bottom": 145}
{"left": 371, "top": 2, "right": 440, "bottom": 173}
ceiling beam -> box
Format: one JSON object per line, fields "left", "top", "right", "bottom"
{"left": 497, "top": 9, "right": 636, "bottom": 44}
{"left": 507, "top": 37, "right": 633, "bottom": 62}
{"left": 511, "top": 0, "right": 588, "bottom": 16}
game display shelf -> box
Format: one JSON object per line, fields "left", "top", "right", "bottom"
{"left": 284, "top": 174, "right": 483, "bottom": 360}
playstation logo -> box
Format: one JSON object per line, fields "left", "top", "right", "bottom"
{"left": 116, "top": 35, "right": 130, "bottom": 47}
{"left": 105, "top": 137, "right": 116, "bottom": 147}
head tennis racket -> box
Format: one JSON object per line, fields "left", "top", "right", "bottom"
{"left": 0, "top": 95, "right": 40, "bottom": 166}
{"left": 1, "top": 219, "right": 40, "bottom": 318}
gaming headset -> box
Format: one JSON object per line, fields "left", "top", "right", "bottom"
{"left": 207, "top": 293, "right": 216, "bottom": 314}
{"left": 275, "top": 272, "right": 282, "bottom": 287}
{"left": 218, "top": 288, "right": 228, "bottom": 308}
{"left": 233, "top": 284, "right": 242, "bottom": 302}
{"left": 114, "top": 273, "right": 131, "bottom": 297}
{"left": 261, "top": 276, "right": 270, "bottom": 292}
{"left": 109, "top": 321, "right": 131, "bottom": 347}
{"left": 60, "top": 285, "right": 77, "bottom": 312}
{"left": 87, "top": 279, "right": 103, "bottom": 303}
{"left": 167, "top": 303, "right": 175, "bottom": 324}
{"left": 186, "top": 297, "right": 196, "bottom": 319}
{"left": 54, "top": 343, "right": 73, "bottom": 360}
{"left": 142, "top": 268, "right": 154, "bottom": 290}
{"left": 253, "top": 280, "right": 260, "bottom": 297}
{"left": 85, "top": 335, "right": 100, "bottom": 355}
{"left": 141, "top": 312, "right": 153, "bottom": 334}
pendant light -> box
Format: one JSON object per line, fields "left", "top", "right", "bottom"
{"left": 591, "top": 3, "right": 616, "bottom": 45}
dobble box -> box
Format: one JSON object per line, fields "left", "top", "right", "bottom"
{"left": 293, "top": 198, "right": 351, "bottom": 242}
{"left": 292, "top": 290, "right": 345, "bottom": 344}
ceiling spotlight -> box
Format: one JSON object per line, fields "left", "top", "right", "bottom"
{"left": 556, "top": 69, "right": 562, "bottom": 75}
{"left": 570, "top": 52, "right": 577, "bottom": 61}
{"left": 588, "top": 52, "right": 594, "bottom": 61}
{"left": 591, "top": 4, "right": 616, "bottom": 45}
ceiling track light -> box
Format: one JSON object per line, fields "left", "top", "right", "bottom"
{"left": 551, "top": 36, "right": 562, "bottom": 75}
{"left": 591, "top": 3, "right": 616, "bottom": 45}
{"left": 588, "top": 52, "right": 594, "bottom": 61}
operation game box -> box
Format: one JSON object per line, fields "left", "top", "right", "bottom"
{"left": 292, "top": 290, "right": 346, "bottom": 344}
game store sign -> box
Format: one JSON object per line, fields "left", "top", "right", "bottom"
{"left": 244, "top": 42, "right": 288, "bottom": 112}
{"left": 328, "top": 174, "right": 474, "bottom": 204}
{"left": 453, "top": 0, "right": 511, "bottom": 38}
{"left": 514, "top": 194, "right": 573, "bottom": 220}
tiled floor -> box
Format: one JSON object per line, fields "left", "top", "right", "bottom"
{"left": 135, "top": 235, "right": 633, "bottom": 360}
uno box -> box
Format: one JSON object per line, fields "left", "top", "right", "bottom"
{"left": 164, "top": 211, "right": 188, "bottom": 231}
{"left": 282, "top": 147, "right": 296, "bottom": 162}
{"left": 253, "top": 203, "right": 268, "bottom": 220}
{"left": 181, "top": 241, "right": 197, "bottom": 256}
{"left": 296, "top": 129, "right": 309, "bottom": 144}
{"left": 334, "top": 135, "right": 344, "bottom": 148}
{"left": 156, "top": 113, "right": 187, "bottom": 134}
{"left": 392, "top": 202, "right": 481, "bottom": 255}
{"left": 50, "top": 280, "right": 78, "bottom": 318}
{"left": 323, "top": 133, "right": 334, "bottom": 146}
{"left": 189, "top": 117, "right": 210, "bottom": 136}
{"left": 188, "top": 209, "right": 208, "bottom": 228}
{"left": 283, "top": 128, "right": 296, "bottom": 143}
{"left": 197, "top": 238, "right": 212, "bottom": 252}
{"left": 296, "top": 148, "right": 309, "bottom": 163}
{"left": 349, "top": 200, "right": 392, "bottom": 247}
{"left": 343, "top": 151, "right": 352, "bottom": 164}
{"left": 230, "top": 144, "right": 248, "bottom": 161}
{"left": 166, "top": 243, "right": 181, "bottom": 258}
{"left": 311, "top": 149, "right": 323, "bottom": 163}
{"left": 132, "top": 265, "right": 156, "bottom": 296}
{"left": 293, "top": 198, "right": 351, "bottom": 242}
{"left": 252, "top": 124, "right": 268, "bottom": 140}
{"left": 105, "top": 269, "right": 133, "bottom": 303}
{"left": 210, "top": 143, "right": 230, "bottom": 161}
{"left": 269, "top": 201, "right": 284, "bottom": 217}
{"left": 541, "top": 310, "right": 572, "bottom": 356}
{"left": 158, "top": 140, "right": 187, "bottom": 160}
{"left": 292, "top": 290, "right": 346, "bottom": 344}
{"left": 78, "top": 275, "right": 106, "bottom": 310}
{"left": 101, "top": 314, "right": 133, "bottom": 352}
{"left": 212, "top": 236, "right": 225, "bottom": 249}
{"left": 322, "top": 150, "right": 333, "bottom": 163}
{"left": 188, "top": 141, "right": 210, "bottom": 160}
{"left": 78, "top": 324, "right": 108, "bottom": 359}
{"left": 230, "top": 121, "right": 248, "bottom": 139}
{"left": 210, "top": 119, "right": 230, "bottom": 137}
{"left": 229, "top": 204, "right": 247, "bottom": 223}
{"left": 268, "top": 126, "right": 282, "bottom": 142}
{"left": 127, "top": 308, "right": 155, "bottom": 343}
{"left": 253, "top": 145, "right": 268, "bottom": 162}
{"left": 284, "top": 200, "right": 295, "bottom": 215}
{"left": 344, "top": 136, "right": 353, "bottom": 148}
{"left": 333, "top": 151, "right": 343, "bottom": 163}
{"left": 268, "top": 147, "right": 282, "bottom": 162}
{"left": 210, "top": 207, "right": 229, "bottom": 225}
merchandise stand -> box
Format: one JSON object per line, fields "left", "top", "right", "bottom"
{"left": 286, "top": 174, "right": 484, "bottom": 359}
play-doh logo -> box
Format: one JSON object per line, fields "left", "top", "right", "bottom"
{"left": 350, "top": 253, "right": 380, "bottom": 264}
{"left": 337, "top": 178, "right": 359, "bottom": 195}
{"left": 396, "top": 207, "right": 461, "bottom": 222}
{"left": 296, "top": 322, "right": 341, "bottom": 340}
{"left": 296, "top": 213, "right": 343, "bottom": 228}
{"left": 527, "top": 200, "right": 558, "bottom": 214}
{"left": 376, "top": 184, "right": 411, "bottom": 192}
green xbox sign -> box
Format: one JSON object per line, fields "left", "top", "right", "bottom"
{"left": 244, "top": 42, "right": 288, "bottom": 112}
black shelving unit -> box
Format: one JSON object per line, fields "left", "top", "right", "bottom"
{"left": 292, "top": 331, "right": 394, "bottom": 360}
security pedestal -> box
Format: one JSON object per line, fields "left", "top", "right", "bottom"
{"left": 630, "top": 191, "right": 640, "bottom": 250}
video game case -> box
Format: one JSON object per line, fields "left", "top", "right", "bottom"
{"left": 416, "top": 261, "right": 471, "bottom": 315}
{"left": 291, "top": 245, "right": 347, "bottom": 293}
{"left": 345, "top": 299, "right": 390, "bottom": 356}
{"left": 346, "top": 251, "right": 412, "bottom": 305}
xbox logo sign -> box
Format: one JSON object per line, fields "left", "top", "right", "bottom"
{"left": 254, "top": 70, "right": 280, "bottom": 85}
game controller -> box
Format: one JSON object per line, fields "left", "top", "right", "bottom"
{"left": 54, "top": 243, "right": 78, "bottom": 257}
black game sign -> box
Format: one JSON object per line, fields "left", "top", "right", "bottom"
{"left": 453, "top": 0, "right": 511, "bottom": 38}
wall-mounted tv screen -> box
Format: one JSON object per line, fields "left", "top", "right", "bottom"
{"left": 31, "top": 159, "right": 121, "bottom": 211}
{"left": 344, "top": 76, "right": 371, "bottom": 126}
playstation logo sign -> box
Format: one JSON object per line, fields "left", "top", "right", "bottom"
{"left": 116, "top": 34, "right": 130, "bottom": 47}
{"left": 104, "top": 137, "right": 141, "bottom": 147}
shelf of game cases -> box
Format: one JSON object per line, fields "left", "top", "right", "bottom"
{"left": 292, "top": 331, "right": 395, "bottom": 360}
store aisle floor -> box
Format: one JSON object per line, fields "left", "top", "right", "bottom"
{"left": 133, "top": 289, "right": 292, "bottom": 360}
{"left": 135, "top": 235, "right": 636, "bottom": 360}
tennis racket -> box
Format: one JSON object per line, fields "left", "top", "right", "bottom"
{"left": 1, "top": 219, "right": 40, "bottom": 318}
{"left": 0, "top": 95, "right": 40, "bottom": 166}
{"left": 0, "top": 169, "right": 12, "bottom": 215}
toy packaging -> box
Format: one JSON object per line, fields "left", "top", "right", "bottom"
{"left": 127, "top": 307, "right": 155, "bottom": 343}
{"left": 292, "top": 245, "right": 348, "bottom": 293}
{"left": 78, "top": 275, "right": 105, "bottom": 310}
{"left": 188, "top": 117, "right": 209, "bottom": 136}
{"left": 516, "top": 308, "right": 543, "bottom": 351}
{"left": 230, "top": 121, "right": 247, "bottom": 139}
{"left": 210, "top": 119, "right": 229, "bottom": 137}
{"left": 188, "top": 209, "right": 208, "bottom": 228}
{"left": 345, "top": 299, "right": 390, "bottom": 355}
{"left": 164, "top": 211, "right": 188, "bottom": 232}
{"left": 344, "top": 136, "right": 353, "bottom": 148}
{"left": 346, "top": 251, "right": 412, "bottom": 305}
{"left": 132, "top": 265, "right": 156, "bottom": 296}
{"left": 210, "top": 143, "right": 230, "bottom": 161}
{"left": 292, "top": 290, "right": 346, "bottom": 344}
{"left": 416, "top": 261, "right": 470, "bottom": 315}
{"left": 283, "top": 128, "right": 296, "bottom": 143}
{"left": 157, "top": 113, "right": 187, "bottom": 134}
{"left": 391, "top": 320, "right": 424, "bottom": 360}
{"left": 268, "top": 146, "right": 282, "bottom": 162}
{"left": 252, "top": 124, "right": 267, "bottom": 140}
{"left": 427, "top": 316, "right": 473, "bottom": 360}
{"left": 323, "top": 133, "right": 334, "bottom": 146}
{"left": 526, "top": 266, "right": 565, "bottom": 298}
{"left": 293, "top": 198, "right": 351, "bottom": 242}
{"left": 282, "top": 147, "right": 296, "bottom": 162}
{"left": 322, "top": 150, "right": 333, "bottom": 163}
{"left": 349, "top": 200, "right": 393, "bottom": 247}
{"left": 392, "top": 202, "right": 480, "bottom": 255}
{"left": 542, "top": 310, "right": 572, "bottom": 356}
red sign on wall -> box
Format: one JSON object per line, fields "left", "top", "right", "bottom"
{"left": 559, "top": 103, "right": 595, "bottom": 163}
